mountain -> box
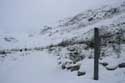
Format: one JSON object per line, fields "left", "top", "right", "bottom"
{"left": 0, "top": 1, "right": 125, "bottom": 50}
{"left": 0, "top": 1, "right": 125, "bottom": 83}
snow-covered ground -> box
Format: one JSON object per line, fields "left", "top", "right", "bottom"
{"left": 0, "top": 0, "right": 125, "bottom": 83}
{"left": 0, "top": 48, "right": 125, "bottom": 83}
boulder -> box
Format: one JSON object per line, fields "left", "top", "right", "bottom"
{"left": 100, "top": 62, "right": 108, "bottom": 66}
{"left": 77, "top": 71, "right": 86, "bottom": 76}
{"left": 106, "top": 66, "right": 118, "bottom": 71}
{"left": 118, "top": 63, "right": 125, "bottom": 68}
{"left": 66, "top": 65, "right": 80, "bottom": 72}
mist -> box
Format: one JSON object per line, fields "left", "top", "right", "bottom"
{"left": 0, "top": 0, "right": 120, "bottom": 34}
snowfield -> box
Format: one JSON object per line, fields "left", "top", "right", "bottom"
{"left": 0, "top": 49, "right": 125, "bottom": 83}
{"left": 0, "top": 0, "right": 125, "bottom": 83}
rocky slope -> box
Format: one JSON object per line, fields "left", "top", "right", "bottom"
{"left": 0, "top": 1, "right": 125, "bottom": 81}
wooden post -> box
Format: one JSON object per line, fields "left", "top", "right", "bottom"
{"left": 94, "top": 28, "right": 100, "bottom": 80}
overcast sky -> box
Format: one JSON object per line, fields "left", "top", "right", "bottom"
{"left": 0, "top": 0, "right": 121, "bottom": 34}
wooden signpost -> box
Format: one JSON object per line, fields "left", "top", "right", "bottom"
{"left": 94, "top": 28, "right": 100, "bottom": 80}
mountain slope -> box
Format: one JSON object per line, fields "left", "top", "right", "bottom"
{"left": 0, "top": 1, "right": 125, "bottom": 83}
{"left": 0, "top": 1, "right": 125, "bottom": 49}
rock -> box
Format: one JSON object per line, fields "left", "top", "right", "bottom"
{"left": 118, "top": 63, "right": 125, "bottom": 68}
{"left": 106, "top": 66, "right": 118, "bottom": 71}
{"left": 88, "top": 17, "right": 93, "bottom": 21}
{"left": 24, "top": 48, "right": 27, "bottom": 51}
{"left": 67, "top": 65, "right": 80, "bottom": 72}
{"left": 58, "top": 61, "right": 61, "bottom": 65}
{"left": 0, "top": 51, "right": 6, "bottom": 54}
{"left": 77, "top": 71, "right": 86, "bottom": 76}
{"left": 68, "top": 48, "right": 75, "bottom": 51}
{"left": 100, "top": 62, "right": 108, "bottom": 66}
{"left": 61, "top": 64, "right": 66, "bottom": 70}
{"left": 61, "top": 62, "right": 73, "bottom": 70}
{"left": 20, "top": 49, "right": 23, "bottom": 52}
{"left": 88, "top": 55, "right": 93, "bottom": 59}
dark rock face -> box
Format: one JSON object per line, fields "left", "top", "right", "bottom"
{"left": 118, "top": 63, "right": 125, "bottom": 68}
{"left": 77, "top": 71, "right": 86, "bottom": 76}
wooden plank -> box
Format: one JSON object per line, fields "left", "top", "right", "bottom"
{"left": 94, "top": 28, "right": 100, "bottom": 80}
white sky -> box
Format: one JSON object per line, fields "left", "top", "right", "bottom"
{"left": 0, "top": 0, "right": 122, "bottom": 34}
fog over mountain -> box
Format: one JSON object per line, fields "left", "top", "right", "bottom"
{"left": 0, "top": 0, "right": 122, "bottom": 34}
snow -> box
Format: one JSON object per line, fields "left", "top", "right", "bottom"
{"left": 0, "top": 0, "right": 123, "bottom": 34}
{"left": 0, "top": 0, "right": 125, "bottom": 49}
{"left": 0, "top": 0, "right": 125, "bottom": 83}
{"left": 0, "top": 49, "right": 125, "bottom": 83}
